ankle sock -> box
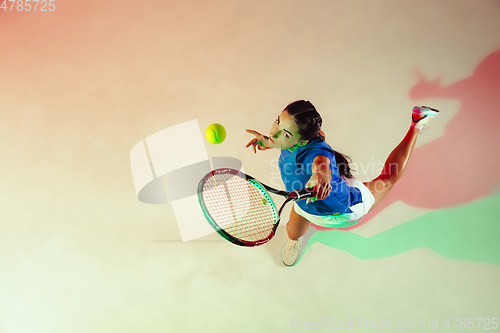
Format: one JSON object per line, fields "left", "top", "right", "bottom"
{"left": 411, "top": 113, "right": 431, "bottom": 130}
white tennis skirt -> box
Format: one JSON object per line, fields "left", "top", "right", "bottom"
{"left": 293, "top": 177, "right": 376, "bottom": 228}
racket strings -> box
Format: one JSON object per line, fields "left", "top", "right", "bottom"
{"left": 202, "top": 173, "right": 276, "bottom": 242}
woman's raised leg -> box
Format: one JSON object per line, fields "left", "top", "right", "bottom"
{"left": 363, "top": 106, "right": 440, "bottom": 213}
{"left": 363, "top": 126, "right": 420, "bottom": 213}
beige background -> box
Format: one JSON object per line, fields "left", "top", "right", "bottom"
{"left": 0, "top": 0, "right": 499, "bottom": 332}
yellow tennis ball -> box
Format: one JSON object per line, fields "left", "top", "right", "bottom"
{"left": 205, "top": 123, "right": 226, "bottom": 144}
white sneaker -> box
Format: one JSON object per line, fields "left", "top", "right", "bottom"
{"left": 282, "top": 238, "right": 302, "bottom": 266}
{"left": 411, "top": 106, "right": 440, "bottom": 132}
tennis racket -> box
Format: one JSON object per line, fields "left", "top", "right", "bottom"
{"left": 197, "top": 168, "right": 315, "bottom": 247}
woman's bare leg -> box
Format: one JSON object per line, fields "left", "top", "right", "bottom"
{"left": 363, "top": 127, "right": 420, "bottom": 213}
{"left": 286, "top": 205, "right": 311, "bottom": 240}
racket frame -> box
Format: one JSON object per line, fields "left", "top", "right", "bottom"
{"left": 197, "top": 168, "right": 314, "bottom": 247}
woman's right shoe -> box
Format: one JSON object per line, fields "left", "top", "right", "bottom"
{"left": 411, "top": 106, "right": 440, "bottom": 131}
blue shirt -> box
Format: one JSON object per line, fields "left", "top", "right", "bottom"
{"left": 278, "top": 140, "right": 363, "bottom": 216}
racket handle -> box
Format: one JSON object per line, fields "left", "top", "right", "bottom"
{"left": 288, "top": 188, "right": 315, "bottom": 200}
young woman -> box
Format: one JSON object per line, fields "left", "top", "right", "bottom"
{"left": 245, "top": 100, "right": 439, "bottom": 266}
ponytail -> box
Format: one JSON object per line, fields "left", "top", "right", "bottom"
{"left": 331, "top": 150, "right": 354, "bottom": 179}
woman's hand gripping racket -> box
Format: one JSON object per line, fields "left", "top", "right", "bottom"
{"left": 197, "top": 168, "right": 315, "bottom": 247}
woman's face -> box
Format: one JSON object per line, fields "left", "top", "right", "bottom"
{"left": 269, "top": 110, "right": 305, "bottom": 150}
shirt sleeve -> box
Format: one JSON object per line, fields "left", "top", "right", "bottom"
{"left": 299, "top": 148, "right": 335, "bottom": 175}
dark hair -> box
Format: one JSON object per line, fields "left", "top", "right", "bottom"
{"left": 284, "top": 100, "right": 354, "bottom": 179}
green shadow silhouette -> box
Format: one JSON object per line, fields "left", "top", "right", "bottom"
{"left": 299, "top": 194, "right": 500, "bottom": 265}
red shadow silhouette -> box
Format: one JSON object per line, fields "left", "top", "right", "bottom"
{"left": 313, "top": 49, "right": 500, "bottom": 231}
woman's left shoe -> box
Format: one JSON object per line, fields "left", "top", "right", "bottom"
{"left": 282, "top": 238, "right": 302, "bottom": 266}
